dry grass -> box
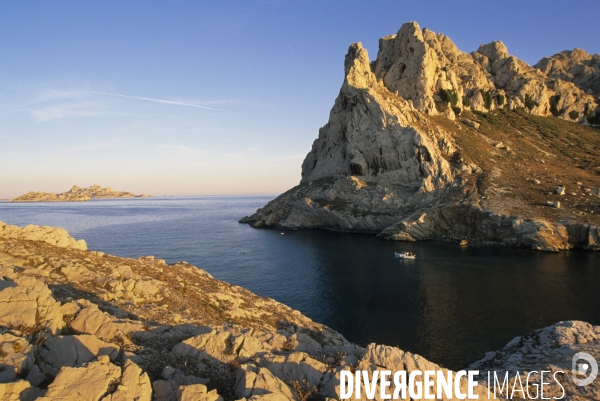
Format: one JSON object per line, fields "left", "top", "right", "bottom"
{"left": 289, "top": 379, "right": 323, "bottom": 401}
{"left": 0, "top": 237, "right": 335, "bottom": 337}
{"left": 281, "top": 336, "right": 295, "bottom": 351}
{"left": 429, "top": 108, "right": 600, "bottom": 224}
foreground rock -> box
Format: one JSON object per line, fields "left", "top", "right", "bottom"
{"left": 10, "top": 184, "right": 151, "bottom": 202}
{"left": 1, "top": 221, "right": 87, "bottom": 250}
{"left": 471, "top": 320, "right": 600, "bottom": 400}
{"left": 242, "top": 21, "right": 600, "bottom": 252}
{"left": 0, "top": 223, "right": 596, "bottom": 399}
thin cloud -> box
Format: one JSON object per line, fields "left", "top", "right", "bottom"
{"left": 30, "top": 101, "right": 106, "bottom": 121}
{"left": 243, "top": 147, "right": 260, "bottom": 152}
{"left": 88, "top": 91, "right": 227, "bottom": 111}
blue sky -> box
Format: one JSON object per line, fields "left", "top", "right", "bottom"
{"left": 1, "top": 1, "right": 598, "bottom": 198}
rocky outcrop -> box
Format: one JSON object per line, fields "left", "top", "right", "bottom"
{"left": 470, "top": 320, "right": 600, "bottom": 400}
{"left": 41, "top": 356, "right": 120, "bottom": 400}
{"left": 378, "top": 204, "right": 589, "bottom": 252}
{"left": 98, "top": 359, "right": 152, "bottom": 401}
{"left": 10, "top": 184, "right": 152, "bottom": 202}
{"left": 0, "top": 223, "right": 596, "bottom": 399}
{"left": 0, "top": 334, "right": 34, "bottom": 383}
{"left": 369, "top": 22, "right": 597, "bottom": 120}
{"left": 0, "top": 221, "right": 87, "bottom": 250}
{"left": 0, "top": 276, "right": 64, "bottom": 335}
{"left": 535, "top": 49, "right": 600, "bottom": 97}
{"left": 242, "top": 21, "right": 600, "bottom": 252}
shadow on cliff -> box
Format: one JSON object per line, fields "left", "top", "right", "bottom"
{"left": 49, "top": 283, "right": 160, "bottom": 325}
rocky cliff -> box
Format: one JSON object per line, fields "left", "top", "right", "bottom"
{"left": 535, "top": 48, "right": 600, "bottom": 101}
{"left": 1, "top": 223, "right": 598, "bottom": 400}
{"left": 241, "top": 22, "right": 600, "bottom": 252}
{"left": 11, "top": 185, "right": 151, "bottom": 202}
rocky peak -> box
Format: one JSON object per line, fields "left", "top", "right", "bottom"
{"left": 343, "top": 42, "right": 374, "bottom": 90}
{"left": 476, "top": 41, "right": 509, "bottom": 62}
{"left": 372, "top": 21, "right": 439, "bottom": 113}
{"left": 299, "top": 33, "right": 449, "bottom": 186}
{"left": 367, "top": 22, "right": 597, "bottom": 120}
{"left": 535, "top": 48, "right": 600, "bottom": 96}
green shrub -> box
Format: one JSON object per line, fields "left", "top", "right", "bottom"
{"left": 439, "top": 89, "right": 459, "bottom": 106}
{"left": 549, "top": 95, "right": 561, "bottom": 117}
{"left": 496, "top": 94, "right": 505, "bottom": 106}
{"left": 524, "top": 94, "right": 539, "bottom": 111}
{"left": 439, "top": 89, "right": 451, "bottom": 103}
{"left": 462, "top": 96, "right": 471, "bottom": 107}
{"left": 569, "top": 110, "right": 580, "bottom": 120}
{"left": 588, "top": 111, "right": 600, "bottom": 125}
{"left": 452, "top": 106, "right": 462, "bottom": 116}
{"left": 480, "top": 90, "right": 493, "bottom": 110}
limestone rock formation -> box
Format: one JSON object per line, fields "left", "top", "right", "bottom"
{"left": 10, "top": 184, "right": 152, "bottom": 202}
{"left": 0, "top": 276, "right": 64, "bottom": 335}
{"left": 0, "top": 334, "right": 34, "bottom": 383}
{"left": 41, "top": 356, "right": 122, "bottom": 400}
{"left": 369, "top": 22, "right": 596, "bottom": 119}
{"left": 535, "top": 49, "right": 600, "bottom": 97}
{"left": 176, "top": 384, "right": 222, "bottom": 401}
{"left": 102, "top": 359, "right": 152, "bottom": 401}
{"left": 0, "top": 221, "right": 87, "bottom": 250}
{"left": 0, "top": 222, "right": 595, "bottom": 399}
{"left": 242, "top": 21, "right": 600, "bottom": 252}
{"left": 470, "top": 320, "right": 600, "bottom": 400}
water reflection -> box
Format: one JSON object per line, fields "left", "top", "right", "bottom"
{"left": 294, "top": 231, "right": 600, "bottom": 368}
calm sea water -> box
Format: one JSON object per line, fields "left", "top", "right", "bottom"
{"left": 1, "top": 196, "right": 599, "bottom": 369}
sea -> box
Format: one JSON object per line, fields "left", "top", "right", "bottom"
{"left": 1, "top": 196, "right": 599, "bottom": 370}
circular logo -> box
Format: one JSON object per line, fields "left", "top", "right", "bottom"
{"left": 572, "top": 352, "right": 598, "bottom": 386}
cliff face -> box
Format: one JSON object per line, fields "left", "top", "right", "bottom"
{"left": 241, "top": 22, "right": 600, "bottom": 252}
{"left": 10, "top": 185, "right": 151, "bottom": 202}
{"left": 368, "top": 22, "right": 597, "bottom": 120}
{"left": 535, "top": 48, "right": 600, "bottom": 98}
{"left": 1, "top": 224, "right": 598, "bottom": 400}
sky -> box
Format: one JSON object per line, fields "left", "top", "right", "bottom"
{"left": 1, "top": 1, "right": 598, "bottom": 198}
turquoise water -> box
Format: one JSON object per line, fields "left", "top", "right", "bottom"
{"left": 1, "top": 196, "right": 599, "bottom": 369}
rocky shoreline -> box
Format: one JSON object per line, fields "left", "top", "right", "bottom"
{"left": 0, "top": 221, "right": 598, "bottom": 400}
{"left": 11, "top": 185, "right": 151, "bottom": 203}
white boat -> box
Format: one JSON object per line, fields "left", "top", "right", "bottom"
{"left": 395, "top": 252, "right": 416, "bottom": 259}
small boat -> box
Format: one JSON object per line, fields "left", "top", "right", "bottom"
{"left": 395, "top": 252, "right": 416, "bottom": 259}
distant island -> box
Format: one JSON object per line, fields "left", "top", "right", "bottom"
{"left": 10, "top": 184, "right": 152, "bottom": 202}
